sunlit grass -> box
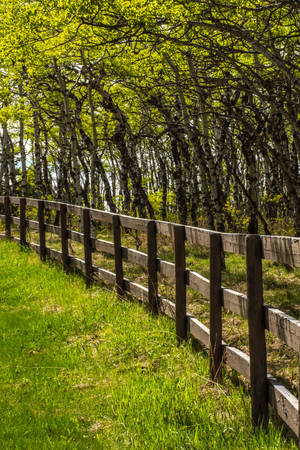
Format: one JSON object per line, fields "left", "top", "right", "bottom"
{"left": 0, "top": 239, "right": 297, "bottom": 448}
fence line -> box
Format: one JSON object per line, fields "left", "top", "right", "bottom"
{"left": 0, "top": 196, "right": 299, "bottom": 440}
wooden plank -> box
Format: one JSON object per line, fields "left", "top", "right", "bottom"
{"left": 66, "top": 204, "right": 82, "bottom": 216}
{"left": 20, "top": 198, "right": 27, "bottom": 246}
{"left": 264, "top": 305, "right": 300, "bottom": 353}
{"left": 147, "top": 220, "right": 159, "bottom": 314}
{"left": 187, "top": 315, "right": 210, "bottom": 348}
{"left": 186, "top": 271, "right": 210, "bottom": 298}
{"left": 4, "top": 196, "right": 11, "bottom": 238}
{"left": 0, "top": 196, "right": 4, "bottom": 204}
{"left": 124, "top": 280, "right": 149, "bottom": 303}
{"left": 83, "top": 208, "right": 93, "bottom": 287}
{"left": 122, "top": 247, "right": 147, "bottom": 266}
{"left": 155, "top": 220, "right": 174, "bottom": 239}
{"left": 210, "top": 233, "right": 223, "bottom": 381}
{"left": 0, "top": 214, "right": 4, "bottom": 222}
{"left": 43, "top": 200, "right": 61, "bottom": 211}
{"left": 223, "top": 346, "right": 250, "bottom": 380}
{"left": 9, "top": 196, "right": 20, "bottom": 205}
{"left": 247, "top": 234, "right": 268, "bottom": 428}
{"left": 222, "top": 288, "right": 248, "bottom": 318}
{"left": 261, "top": 235, "right": 300, "bottom": 268}
{"left": 45, "top": 224, "right": 61, "bottom": 235}
{"left": 93, "top": 266, "right": 116, "bottom": 285}
{"left": 26, "top": 198, "right": 39, "bottom": 207}
{"left": 38, "top": 200, "right": 46, "bottom": 262}
{"left": 185, "top": 225, "right": 211, "bottom": 247}
{"left": 268, "top": 375, "right": 298, "bottom": 436}
{"left": 69, "top": 255, "right": 85, "bottom": 272}
{"left": 157, "top": 259, "right": 176, "bottom": 279}
{"left": 112, "top": 215, "right": 124, "bottom": 296}
{"left": 160, "top": 297, "right": 176, "bottom": 319}
{"left": 174, "top": 224, "right": 187, "bottom": 342}
{"left": 27, "top": 219, "right": 39, "bottom": 231}
{"left": 119, "top": 215, "right": 149, "bottom": 231}
{"left": 90, "top": 208, "right": 114, "bottom": 224}
{"left": 46, "top": 247, "right": 63, "bottom": 262}
{"left": 93, "top": 238, "right": 114, "bottom": 255}
{"left": 221, "top": 233, "right": 246, "bottom": 256}
{"left": 60, "top": 203, "right": 69, "bottom": 272}
{"left": 68, "top": 230, "right": 84, "bottom": 244}
{"left": 11, "top": 216, "right": 20, "bottom": 226}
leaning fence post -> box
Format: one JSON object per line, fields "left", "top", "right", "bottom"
{"left": 38, "top": 200, "right": 46, "bottom": 261}
{"left": 19, "top": 198, "right": 27, "bottom": 246}
{"left": 147, "top": 220, "right": 159, "bottom": 314}
{"left": 4, "top": 196, "right": 11, "bottom": 238}
{"left": 83, "top": 208, "right": 92, "bottom": 287}
{"left": 112, "top": 214, "right": 124, "bottom": 296}
{"left": 209, "top": 232, "right": 223, "bottom": 381}
{"left": 246, "top": 234, "right": 268, "bottom": 428}
{"left": 174, "top": 224, "right": 187, "bottom": 343}
{"left": 60, "top": 203, "right": 69, "bottom": 272}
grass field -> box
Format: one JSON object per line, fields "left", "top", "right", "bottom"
{"left": 0, "top": 239, "right": 297, "bottom": 448}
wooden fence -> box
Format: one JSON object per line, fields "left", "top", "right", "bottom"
{"left": 0, "top": 196, "right": 300, "bottom": 440}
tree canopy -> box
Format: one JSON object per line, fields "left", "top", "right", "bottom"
{"left": 0, "top": 0, "right": 299, "bottom": 234}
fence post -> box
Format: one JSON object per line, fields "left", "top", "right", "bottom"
{"left": 4, "top": 196, "right": 11, "bottom": 238}
{"left": 38, "top": 200, "right": 46, "bottom": 261}
{"left": 147, "top": 220, "right": 158, "bottom": 314}
{"left": 209, "top": 232, "right": 223, "bottom": 381}
{"left": 60, "top": 203, "right": 69, "bottom": 272}
{"left": 174, "top": 224, "right": 187, "bottom": 343}
{"left": 83, "top": 208, "right": 92, "bottom": 287}
{"left": 112, "top": 214, "right": 124, "bottom": 296}
{"left": 246, "top": 234, "right": 268, "bottom": 428}
{"left": 19, "top": 198, "right": 27, "bottom": 246}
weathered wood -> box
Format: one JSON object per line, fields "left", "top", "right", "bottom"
{"left": 44, "top": 223, "right": 61, "bottom": 235}
{"left": 174, "top": 224, "right": 187, "bottom": 342}
{"left": 247, "top": 234, "right": 268, "bottom": 428}
{"left": 26, "top": 198, "right": 39, "bottom": 207}
{"left": 0, "top": 196, "right": 4, "bottom": 204}
{"left": 19, "top": 198, "right": 27, "bottom": 246}
{"left": 90, "top": 208, "right": 114, "bottom": 224}
{"left": 160, "top": 297, "right": 176, "bottom": 319}
{"left": 223, "top": 346, "right": 250, "bottom": 380}
{"left": 43, "top": 200, "right": 61, "bottom": 211}
{"left": 267, "top": 374, "right": 298, "bottom": 437}
{"left": 94, "top": 238, "right": 114, "bottom": 255}
{"left": 147, "top": 220, "right": 159, "bottom": 314}
{"left": 264, "top": 305, "right": 300, "bottom": 353}
{"left": 210, "top": 233, "right": 223, "bottom": 381}
{"left": 187, "top": 270, "right": 210, "bottom": 299}
{"left": 119, "top": 215, "right": 149, "bottom": 231}
{"left": 60, "top": 203, "right": 69, "bottom": 272}
{"left": 66, "top": 204, "right": 82, "bottom": 216}
{"left": 187, "top": 315, "right": 210, "bottom": 348}
{"left": 156, "top": 220, "right": 175, "bottom": 239}
{"left": 9, "top": 196, "right": 20, "bottom": 205}
{"left": 122, "top": 247, "right": 147, "bottom": 266}
{"left": 27, "top": 219, "right": 39, "bottom": 231}
{"left": 0, "top": 214, "right": 4, "bottom": 222}
{"left": 124, "top": 279, "right": 149, "bottom": 303}
{"left": 4, "top": 196, "right": 11, "bottom": 238}
{"left": 83, "top": 208, "right": 93, "bottom": 287}
{"left": 68, "top": 229, "right": 84, "bottom": 244}
{"left": 112, "top": 215, "right": 124, "bottom": 296}
{"left": 158, "top": 259, "right": 176, "bottom": 279}
{"left": 261, "top": 235, "right": 300, "bottom": 268}
{"left": 93, "top": 266, "right": 116, "bottom": 285}
{"left": 38, "top": 200, "right": 46, "bottom": 261}
{"left": 222, "top": 288, "right": 248, "bottom": 318}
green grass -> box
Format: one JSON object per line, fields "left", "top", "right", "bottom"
{"left": 0, "top": 240, "right": 297, "bottom": 449}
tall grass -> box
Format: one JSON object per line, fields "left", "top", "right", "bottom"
{"left": 0, "top": 240, "right": 296, "bottom": 448}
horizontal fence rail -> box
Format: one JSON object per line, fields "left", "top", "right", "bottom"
{"left": 0, "top": 196, "right": 299, "bottom": 440}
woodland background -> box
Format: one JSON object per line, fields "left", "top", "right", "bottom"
{"left": 0, "top": 0, "right": 299, "bottom": 235}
